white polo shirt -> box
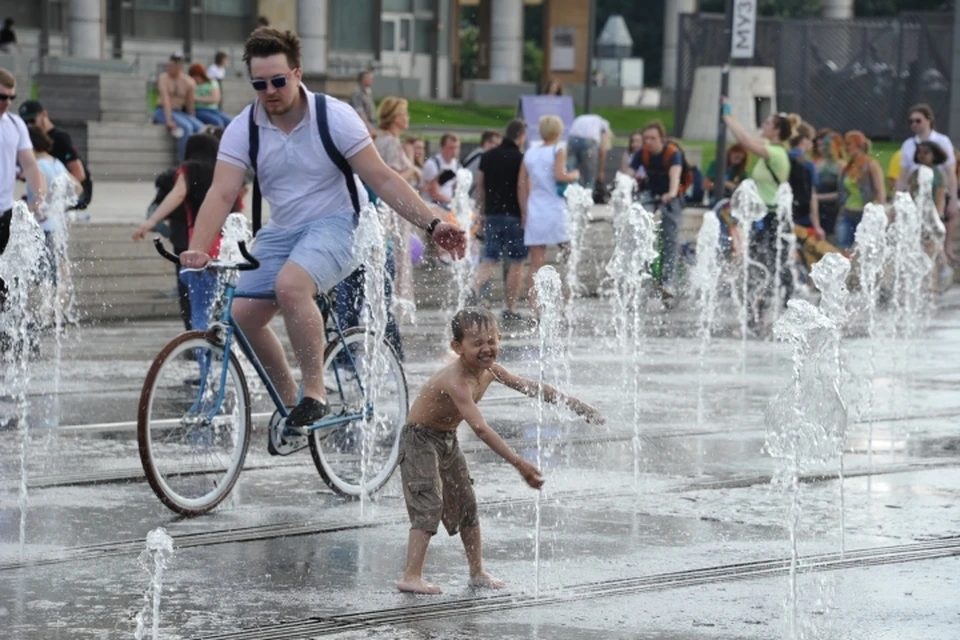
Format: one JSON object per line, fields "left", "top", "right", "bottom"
{"left": 568, "top": 114, "right": 610, "bottom": 144}
{"left": 421, "top": 153, "right": 460, "bottom": 203}
{"left": 0, "top": 111, "right": 31, "bottom": 211}
{"left": 899, "top": 130, "right": 956, "bottom": 178}
{"left": 217, "top": 86, "right": 371, "bottom": 230}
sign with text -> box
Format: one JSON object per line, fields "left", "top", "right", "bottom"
{"left": 730, "top": 0, "right": 758, "bottom": 60}
{"left": 517, "top": 95, "right": 576, "bottom": 149}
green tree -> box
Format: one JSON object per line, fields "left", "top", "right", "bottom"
{"left": 460, "top": 25, "right": 479, "bottom": 80}
{"left": 523, "top": 40, "right": 544, "bottom": 85}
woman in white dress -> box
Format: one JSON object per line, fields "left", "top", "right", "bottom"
{"left": 518, "top": 114, "right": 580, "bottom": 311}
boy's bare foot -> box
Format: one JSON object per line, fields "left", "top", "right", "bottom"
{"left": 468, "top": 571, "right": 505, "bottom": 589}
{"left": 397, "top": 576, "right": 443, "bottom": 595}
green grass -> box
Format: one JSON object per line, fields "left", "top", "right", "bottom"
{"left": 405, "top": 100, "right": 673, "bottom": 139}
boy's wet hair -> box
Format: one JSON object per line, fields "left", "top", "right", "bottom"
{"left": 451, "top": 307, "right": 497, "bottom": 342}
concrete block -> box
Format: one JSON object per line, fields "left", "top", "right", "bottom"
{"left": 462, "top": 80, "right": 537, "bottom": 107}
{"left": 373, "top": 76, "right": 422, "bottom": 101}
{"left": 563, "top": 84, "right": 626, "bottom": 109}
{"left": 682, "top": 66, "right": 777, "bottom": 141}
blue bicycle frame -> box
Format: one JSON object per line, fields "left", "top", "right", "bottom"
{"left": 192, "top": 278, "right": 369, "bottom": 434}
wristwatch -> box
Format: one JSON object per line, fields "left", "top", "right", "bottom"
{"left": 426, "top": 217, "right": 442, "bottom": 236}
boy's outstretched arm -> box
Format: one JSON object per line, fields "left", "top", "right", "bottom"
{"left": 491, "top": 364, "right": 605, "bottom": 424}
{"left": 448, "top": 383, "right": 544, "bottom": 489}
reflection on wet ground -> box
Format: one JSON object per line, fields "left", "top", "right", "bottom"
{"left": 1, "top": 294, "right": 960, "bottom": 638}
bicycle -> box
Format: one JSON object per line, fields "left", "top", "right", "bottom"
{"left": 637, "top": 191, "right": 686, "bottom": 297}
{"left": 137, "top": 238, "right": 409, "bottom": 516}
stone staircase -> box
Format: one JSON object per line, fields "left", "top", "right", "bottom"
{"left": 85, "top": 122, "right": 176, "bottom": 182}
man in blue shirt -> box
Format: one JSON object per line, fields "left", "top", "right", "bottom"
{"left": 627, "top": 121, "right": 685, "bottom": 299}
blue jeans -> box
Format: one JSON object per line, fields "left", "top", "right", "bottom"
{"left": 835, "top": 210, "right": 862, "bottom": 249}
{"left": 195, "top": 109, "right": 232, "bottom": 128}
{"left": 179, "top": 269, "right": 218, "bottom": 331}
{"left": 333, "top": 248, "right": 403, "bottom": 361}
{"left": 154, "top": 107, "right": 205, "bottom": 161}
{"left": 658, "top": 195, "right": 684, "bottom": 287}
{"left": 566, "top": 135, "right": 598, "bottom": 188}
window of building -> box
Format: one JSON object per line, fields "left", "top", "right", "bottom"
{"left": 202, "top": 0, "right": 248, "bottom": 16}
{"left": 399, "top": 18, "right": 411, "bottom": 52}
{"left": 331, "top": 0, "right": 375, "bottom": 52}
{"left": 414, "top": 19, "right": 432, "bottom": 54}
{"left": 381, "top": 20, "right": 396, "bottom": 52}
{"left": 135, "top": 0, "right": 182, "bottom": 9}
{"left": 383, "top": 0, "right": 412, "bottom": 11}
{"left": 413, "top": 0, "right": 433, "bottom": 12}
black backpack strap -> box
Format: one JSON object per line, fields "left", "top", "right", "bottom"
{"left": 764, "top": 157, "right": 782, "bottom": 185}
{"left": 248, "top": 101, "right": 263, "bottom": 235}
{"left": 315, "top": 93, "right": 361, "bottom": 215}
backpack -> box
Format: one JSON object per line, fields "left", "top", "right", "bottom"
{"left": 640, "top": 140, "right": 694, "bottom": 196}
{"left": 765, "top": 154, "right": 812, "bottom": 222}
{"left": 248, "top": 93, "right": 361, "bottom": 235}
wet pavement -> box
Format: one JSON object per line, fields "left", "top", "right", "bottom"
{"left": 1, "top": 290, "right": 960, "bottom": 639}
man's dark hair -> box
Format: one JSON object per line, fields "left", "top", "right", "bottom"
{"left": 27, "top": 125, "right": 52, "bottom": 154}
{"left": 440, "top": 133, "right": 459, "bottom": 148}
{"left": 256, "top": 15, "right": 270, "bottom": 27}
{"left": 357, "top": 70, "right": 372, "bottom": 83}
{"left": 504, "top": 120, "right": 526, "bottom": 143}
{"left": 480, "top": 130, "right": 500, "bottom": 146}
{"left": 451, "top": 307, "right": 497, "bottom": 343}
{"left": 243, "top": 28, "right": 301, "bottom": 70}
{"left": 642, "top": 120, "right": 666, "bottom": 140}
{"left": 214, "top": 51, "right": 228, "bottom": 65}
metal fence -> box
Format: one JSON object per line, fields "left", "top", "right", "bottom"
{"left": 675, "top": 12, "right": 953, "bottom": 141}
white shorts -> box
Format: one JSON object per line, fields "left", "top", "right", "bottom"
{"left": 237, "top": 212, "right": 359, "bottom": 295}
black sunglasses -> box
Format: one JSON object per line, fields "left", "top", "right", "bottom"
{"left": 910, "top": 118, "right": 924, "bottom": 124}
{"left": 0, "top": 93, "right": 16, "bottom": 102}
{"left": 250, "top": 75, "right": 288, "bottom": 92}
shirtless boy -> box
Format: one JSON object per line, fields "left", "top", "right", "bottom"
{"left": 397, "top": 307, "right": 604, "bottom": 595}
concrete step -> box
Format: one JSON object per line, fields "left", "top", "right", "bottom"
{"left": 75, "top": 273, "right": 176, "bottom": 295}
{"left": 98, "top": 112, "right": 152, "bottom": 125}
{"left": 88, "top": 139, "right": 176, "bottom": 154}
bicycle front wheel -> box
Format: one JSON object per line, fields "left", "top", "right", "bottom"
{"left": 309, "top": 328, "right": 408, "bottom": 498}
{"left": 138, "top": 331, "right": 252, "bottom": 516}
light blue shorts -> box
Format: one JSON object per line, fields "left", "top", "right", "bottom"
{"left": 237, "top": 212, "right": 358, "bottom": 296}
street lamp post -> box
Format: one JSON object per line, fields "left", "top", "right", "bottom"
{"left": 711, "top": 0, "right": 735, "bottom": 206}
{"left": 583, "top": 0, "right": 597, "bottom": 114}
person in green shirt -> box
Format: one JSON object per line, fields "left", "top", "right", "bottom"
{"left": 188, "top": 63, "right": 231, "bottom": 128}
{"left": 720, "top": 98, "right": 797, "bottom": 313}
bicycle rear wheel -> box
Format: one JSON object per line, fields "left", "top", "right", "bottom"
{"left": 138, "top": 331, "right": 252, "bottom": 515}
{"left": 309, "top": 328, "right": 408, "bottom": 498}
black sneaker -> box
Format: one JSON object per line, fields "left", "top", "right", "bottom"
{"left": 501, "top": 310, "right": 523, "bottom": 323}
{"left": 284, "top": 396, "right": 330, "bottom": 433}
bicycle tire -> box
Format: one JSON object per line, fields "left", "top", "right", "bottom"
{"left": 309, "top": 327, "right": 408, "bottom": 498}
{"left": 138, "top": 331, "right": 252, "bottom": 516}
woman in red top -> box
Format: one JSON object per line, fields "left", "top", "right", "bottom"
{"left": 134, "top": 133, "right": 229, "bottom": 330}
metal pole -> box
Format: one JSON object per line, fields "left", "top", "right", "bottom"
{"left": 39, "top": 0, "right": 50, "bottom": 71}
{"left": 583, "top": 0, "right": 596, "bottom": 113}
{"left": 111, "top": 0, "right": 124, "bottom": 60}
{"left": 183, "top": 0, "right": 193, "bottom": 62}
{"left": 711, "top": 0, "right": 734, "bottom": 205}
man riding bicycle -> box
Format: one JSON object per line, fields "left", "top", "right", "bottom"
{"left": 181, "top": 29, "right": 465, "bottom": 431}
{"left": 626, "top": 121, "right": 687, "bottom": 300}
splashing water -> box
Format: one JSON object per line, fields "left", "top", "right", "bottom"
{"left": 219, "top": 212, "right": 253, "bottom": 263}
{"left": 888, "top": 192, "right": 933, "bottom": 423}
{"left": 532, "top": 266, "right": 564, "bottom": 598}
{"left": 729, "top": 180, "right": 769, "bottom": 397}
{"left": 692, "top": 211, "right": 722, "bottom": 429}
{"left": 809, "top": 253, "right": 851, "bottom": 556}
{"left": 352, "top": 203, "right": 390, "bottom": 515}
{"left": 450, "top": 168, "right": 475, "bottom": 313}
{"left": 605, "top": 201, "right": 658, "bottom": 486}
{"left": 134, "top": 527, "right": 175, "bottom": 639}
{"left": 379, "top": 200, "right": 416, "bottom": 324}
{"left": 773, "top": 182, "right": 796, "bottom": 322}
{"left": 564, "top": 183, "right": 594, "bottom": 301}
{"left": 853, "top": 204, "right": 888, "bottom": 470}
{"left": 609, "top": 172, "right": 636, "bottom": 228}
{"left": 0, "top": 202, "right": 48, "bottom": 560}
{"left": 766, "top": 299, "right": 846, "bottom": 639}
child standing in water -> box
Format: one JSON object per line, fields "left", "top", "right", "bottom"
{"left": 397, "top": 307, "right": 604, "bottom": 594}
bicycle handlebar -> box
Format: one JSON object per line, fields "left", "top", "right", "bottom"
{"left": 153, "top": 237, "right": 261, "bottom": 272}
